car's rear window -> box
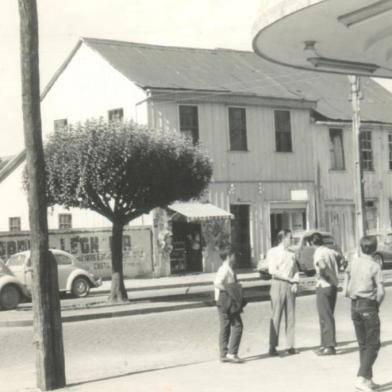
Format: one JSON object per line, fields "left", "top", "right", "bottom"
{"left": 7, "top": 254, "right": 27, "bottom": 267}
{"left": 322, "top": 235, "right": 335, "bottom": 246}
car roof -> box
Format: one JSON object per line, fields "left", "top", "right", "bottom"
{"left": 8, "top": 249, "right": 74, "bottom": 258}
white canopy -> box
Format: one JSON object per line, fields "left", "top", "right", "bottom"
{"left": 168, "top": 203, "right": 233, "bottom": 222}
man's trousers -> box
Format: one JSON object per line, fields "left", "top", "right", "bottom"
{"left": 217, "top": 306, "right": 243, "bottom": 358}
{"left": 269, "top": 280, "right": 295, "bottom": 350}
{"left": 351, "top": 298, "right": 381, "bottom": 380}
{"left": 316, "top": 285, "right": 337, "bottom": 348}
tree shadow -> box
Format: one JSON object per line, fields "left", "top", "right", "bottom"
{"left": 337, "top": 339, "right": 392, "bottom": 355}
{"left": 66, "top": 360, "right": 209, "bottom": 388}
{"left": 378, "top": 381, "right": 392, "bottom": 392}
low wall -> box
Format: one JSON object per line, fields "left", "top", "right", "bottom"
{"left": 0, "top": 226, "right": 154, "bottom": 279}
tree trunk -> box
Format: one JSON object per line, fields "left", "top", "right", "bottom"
{"left": 109, "top": 221, "right": 128, "bottom": 302}
{"left": 18, "top": 1, "right": 66, "bottom": 390}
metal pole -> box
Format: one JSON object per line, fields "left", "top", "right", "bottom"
{"left": 349, "top": 75, "right": 366, "bottom": 254}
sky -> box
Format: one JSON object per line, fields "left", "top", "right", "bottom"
{"left": 2, "top": 0, "right": 392, "bottom": 157}
{"left": 0, "top": 0, "right": 261, "bottom": 157}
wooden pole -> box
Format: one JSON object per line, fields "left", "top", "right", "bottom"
{"left": 18, "top": 1, "right": 66, "bottom": 389}
{"left": 349, "top": 75, "right": 366, "bottom": 255}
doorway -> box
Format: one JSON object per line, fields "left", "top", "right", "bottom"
{"left": 270, "top": 209, "right": 306, "bottom": 246}
{"left": 230, "top": 204, "right": 251, "bottom": 268}
{"left": 171, "top": 221, "right": 202, "bottom": 273}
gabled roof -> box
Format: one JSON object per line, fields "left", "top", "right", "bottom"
{"left": 75, "top": 37, "right": 392, "bottom": 124}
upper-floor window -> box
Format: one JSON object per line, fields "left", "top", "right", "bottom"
{"left": 54, "top": 119, "right": 68, "bottom": 131}
{"left": 9, "top": 217, "right": 21, "bottom": 232}
{"left": 388, "top": 132, "right": 392, "bottom": 170}
{"left": 58, "top": 213, "right": 72, "bottom": 230}
{"left": 179, "top": 105, "right": 199, "bottom": 145}
{"left": 228, "top": 107, "right": 247, "bottom": 151}
{"left": 360, "top": 130, "right": 373, "bottom": 171}
{"left": 108, "top": 108, "right": 124, "bottom": 122}
{"left": 274, "top": 110, "right": 292, "bottom": 152}
{"left": 329, "top": 128, "right": 345, "bottom": 170}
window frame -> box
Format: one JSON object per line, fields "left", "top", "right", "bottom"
{"left": 108, "top": 108, "right": 124, "bottom": 122}
{"left": 58, "top": 213, "right": 72, "bottom": 230}
{"left": 329, "top": 128, "right": 345, "bottom": 170}
{"left": 178, "top": 105, "right": 199, "bottom": 145}
{"left": 360, "top": 130, "right": 374, "bottom": 171}
{"left": 54, "top": 118, "right": 68, "bottom": 132}
{"left": 9, "top": 217, "right": 21, "bottom": 232}
{"left": 388, "top": 132, "right": 392, "bottom": 171}
{"left": 274, "top": 109, "right": 293, "bottom": 153}
{"left": 228, "top": 106, "right": 248, "bottom": 151}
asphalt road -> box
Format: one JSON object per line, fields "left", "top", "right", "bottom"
{"left": 2, "top": 287, "right": 392, "bottom": 392}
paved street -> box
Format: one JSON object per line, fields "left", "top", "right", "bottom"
{"left": 1, "top": 288, "right": 392, "bottom": 392}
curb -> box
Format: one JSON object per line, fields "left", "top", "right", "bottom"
{"left": 3, "top": 281, "right": 391, "bottom": 328}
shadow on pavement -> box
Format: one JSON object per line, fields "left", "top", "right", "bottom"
{"left": 66, "top": 360, "right": 210, "bottom": 388}
{"left": 337, "top": 339, "right": 392, "bottom": 356}
{"left": 379, "top": 381, "right": 392, "bottom": 392}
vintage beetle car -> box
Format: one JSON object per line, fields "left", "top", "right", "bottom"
{"left": 0, "top": 249, "right": 102, "bottom": 310}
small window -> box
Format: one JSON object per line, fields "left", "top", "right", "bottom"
{"left": 6, "top": 253, "right": 26, "bottom": 267}
{"left": 360, "top": 131, "right": 373, "bottom": 171}
{"left": 388, "top": 132, "right": 392, "bottom": 170}
{"left": 365, "top": 200, "right": 377, "bottom": 230}
{"left": 329, "top": 128, "right": 345, "bottom": 170}
{"left": 274, "top": 110, "right": 292, "bottom": 152}
{"left": 9, "top": 217, "right": 21, "bottom": 232}
{"left": 58, "top": 214, "right": 72, "bottom": 230}
{"left": 108, "top": 108, "right": 124, "bottom": 122}
{"left": 54, "top": 119, "right": 68, "bottom": 131}
{"left": 55, "top": 254, "right": 72, "bottom": 265}
{"left": 228, "top": 107, "right": 247, "bottom": 151}
{"left": 179, "top": 105, "right": 199, "bottom": 145}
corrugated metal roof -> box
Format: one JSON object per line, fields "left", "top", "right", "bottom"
{"left": 83, "top": 38, "right": 392, "bottom": 124}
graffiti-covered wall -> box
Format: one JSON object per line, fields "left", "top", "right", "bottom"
{"left": 0, "top": 226, "right": 153, "bottom": 279}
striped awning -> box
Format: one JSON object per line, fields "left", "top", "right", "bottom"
{"left": 168, "top": 203, "right": 233, "bottom": 222}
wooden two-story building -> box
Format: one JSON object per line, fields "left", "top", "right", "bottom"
{"left": 1, "top": 38, "right": 392, "bottom": 275}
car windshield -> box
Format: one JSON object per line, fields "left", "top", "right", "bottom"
{"left": 7, "top": 253, "right": 27, "bottom": 267}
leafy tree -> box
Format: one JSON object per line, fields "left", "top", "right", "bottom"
{"left": 43, "top": 119, "right": 212, "bottom": 302}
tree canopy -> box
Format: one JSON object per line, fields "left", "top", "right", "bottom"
{"left": 43, "top": 119, "right": 213, "bottom": 224}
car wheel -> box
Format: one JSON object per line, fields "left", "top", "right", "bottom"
{"left": 373, "top": 254, "right": 384, "bottom": 268}
{"left": 0, "top": 284, "right": 21, "bottom": 310}
{"left": 71, "top": 276, "right": 90, "bottom": 298}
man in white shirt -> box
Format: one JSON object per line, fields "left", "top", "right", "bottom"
{"left": 310, "top": 232, "right": 340, "bottom": 356}
{"left": 214, "top": 246, "right": 243, "bottom": 363}
{"left": 267, "top": 229, "right": 299, "bottom": 356}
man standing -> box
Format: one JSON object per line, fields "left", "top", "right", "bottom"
{"left": 214, "top": 246, "right": 244, "bottom": 363}
{"left": 310, "top": 232, "right": 340, "bottom": 356}
{"left": 343, "top": 236, "right": 385, "bottom": 392}
{"left": 267, "top": 229, "right": 299, "bottom": 356}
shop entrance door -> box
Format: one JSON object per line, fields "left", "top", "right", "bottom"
{"left": 230, "top": 204, "right": 251, "bottom": 268}
{"left": 171, "top": 221, "right": 202, "bottom": 273}
{"left": 270, "top": 209, "right": 306, "bottom": 246}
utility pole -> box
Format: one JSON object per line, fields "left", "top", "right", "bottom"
{"left": 18, "top": 1, "right": 66, "bottom": 390}
{"left": 349, "top": 75, "right": 367, "bottom": 254}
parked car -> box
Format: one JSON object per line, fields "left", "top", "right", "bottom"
{"left": 0, "top": 259, "right": 30, "bottom": 310}
{"left": 365, "top": 232, "right": 392, "bottom": 268}
{"left": 291, "top": 230, "right": 345, "bottom": 276}
{"left": 2, "top": 249, "right": 102, "bottom": 310}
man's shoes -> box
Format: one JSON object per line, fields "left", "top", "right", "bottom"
{"left": 220, "top": 356, "right": 229, "bottom": 363}
{"left": 355, "top": 377, "right": 375, "bottom": 392}
{"left": 317, "top": 347, "right": 336, "bottom": 356}
{"left": 286, "top": 348, "right": 299, "bottom": 355}
{"left": 225, "top": 353, "right": 243, "bottom": 363}
{"left": 268, "top": 348, "right": 279, "bottom": 357}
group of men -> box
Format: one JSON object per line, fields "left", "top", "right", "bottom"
{"left": 214, "top": 230, "right": 385, "bottom": 392}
